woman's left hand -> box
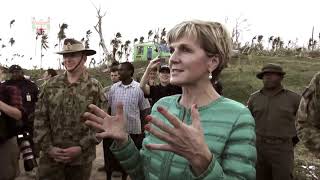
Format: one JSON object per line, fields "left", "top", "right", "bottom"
{"left": 144, "top": 104, "right": 213, "bottom": 176}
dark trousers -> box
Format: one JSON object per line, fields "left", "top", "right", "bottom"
{"left": 0, "top": 137, "right": 19, "bottom": 180}
{"left": 102, "top": 133, "right": 144, "bottom": 180}
{"left": 256, "top": 137, "right": 294, "bottom": 180}
{"left": 102, "top": 138, "right": 127, "bottom": 180}
{"left": 130, "top": 133, "right": 144, "bottom": 150}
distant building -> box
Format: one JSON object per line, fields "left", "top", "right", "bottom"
{"left": 133, "top": 42, "right": 170, "bottom": 62}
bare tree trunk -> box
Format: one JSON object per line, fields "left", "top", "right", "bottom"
{"left": 40, "top": 45, "right": 43, "bottom": 69}
{"left": 311, "top": 26, "right": 314, "bottom": 51}
{"left": 93, "top": 6, "right": 109, "bottom": 65}
{"left": 58, "top": 40, "right": 62, "bottom": 69}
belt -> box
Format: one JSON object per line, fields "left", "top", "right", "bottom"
{"left": 257, "top": 135, "right": 291, "bottom": 144}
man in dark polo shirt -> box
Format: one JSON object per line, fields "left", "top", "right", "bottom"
{"left": 247, "top": 63, "right": 301, "bottom": 180}
{"left": 140, "top": 58, "right": 182, "bottom": 107}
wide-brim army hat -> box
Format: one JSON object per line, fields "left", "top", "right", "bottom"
{"left": 56, "top": 38, "right": 96, "bottom": 56}
{"left": 256, "top": 63, "right": 286, "bottom": 79}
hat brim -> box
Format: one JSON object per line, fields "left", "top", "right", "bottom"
{"left": 56, "top": 49, "right": 96, "bottom": 56}
{"left": 256, "top": 71, "right": 286, "bottom": 79}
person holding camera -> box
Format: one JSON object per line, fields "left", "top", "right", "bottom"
{"left": 33, "top": 38, "right": 104, "bottom": 180}
{"left": 140, "top": 60, "right": 182, "bottom": 107}
{"left": 3, "top": 65, "right": 39, "bottom": 160}
{"left": 0, "top": 83, "right": 23, "bottom": 180}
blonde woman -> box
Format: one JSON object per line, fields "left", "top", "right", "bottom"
{"left": 84, "top": 20, "right": 256, "bottom": 179}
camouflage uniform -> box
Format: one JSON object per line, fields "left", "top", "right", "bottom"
{"left": 296, "top": 72, "right": 320, "bottom": 157}
{"left": 34, "top": 71, "right": 104, "bottom": 180}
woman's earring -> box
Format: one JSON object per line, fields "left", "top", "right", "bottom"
{"left": 209, "top": 72, "right": 213, "bottom": 80}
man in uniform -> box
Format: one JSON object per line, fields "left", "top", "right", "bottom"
{"left": 247, "top": 63, "right": 301, "bottom": 180}
{"left": 33, "top": 38, "right": 104, "bottom": 180}
{"left": 296, "top": 72, "right": 320, "bottom": 158}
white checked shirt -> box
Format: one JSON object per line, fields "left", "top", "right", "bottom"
{"left": 107, "top": 80, "right": 150, "bottom": 134}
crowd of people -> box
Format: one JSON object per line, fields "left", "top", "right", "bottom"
{"left": 0, "top": 20, "right": 319, "bottom": 180}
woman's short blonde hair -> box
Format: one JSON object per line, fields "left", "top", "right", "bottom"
{"left": 167, "top": 20, "right": 232, "bottom": 79}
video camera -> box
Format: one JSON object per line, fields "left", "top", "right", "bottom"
{"left": 17, "top": 131, "right": 37, "bottom": 171}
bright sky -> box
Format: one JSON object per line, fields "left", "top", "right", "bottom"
{"left": 0, "top": 0, "right": 319, "bottom": 69}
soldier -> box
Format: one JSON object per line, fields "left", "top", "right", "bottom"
{"left": 247, "top": 63, "right": 301, "bottom": 180}
{"left": 296, "top": 72, "right": 320, "bottom": 158}
{"left": 33, "top": 38, "right": 104, "bottom": 180}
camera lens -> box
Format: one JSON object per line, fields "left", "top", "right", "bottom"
{"left": 17, "top": 132, "right": 37, "bottom": 171}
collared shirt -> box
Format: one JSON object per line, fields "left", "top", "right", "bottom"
{"left": 247, "top": 87, "right": 301, "bottom": 138}
{"left": 0, "top": 84, "right": 22, "bottom": 110}
{"left": 0, "top": 84, "right": 23, "bottom": 141}
{"left": 3, "top": 78, "right": 39, "bottom": 116}
{"left": 0, "top": 84, "right": 23, "bottom": 116}
{"left": 34, "top": 71, "right": 104, "bottom": 165}
{"left": 4, "top": 78, "right": 39, "bottom": 133}
{"left": 108, "top": 80, "right": 150, "bottom": 134}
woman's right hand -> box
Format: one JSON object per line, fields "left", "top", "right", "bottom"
{"left": 83, "top": 103, "right": 128, "bottom": 146}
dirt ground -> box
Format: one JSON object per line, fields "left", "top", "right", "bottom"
{"left": 15, "top": 143, "right": 129, "bottom": 180}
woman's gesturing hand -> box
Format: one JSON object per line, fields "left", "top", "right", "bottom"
{"left": 144, "top": 104, "right": 213, "bottom": 176}
{"left": 83, "top": 103, "right": 128, "bottom": 145}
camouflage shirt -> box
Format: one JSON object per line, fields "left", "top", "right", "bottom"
{"left": 296, "top": 72, "right": 320, "bottom": 155}
{"left": 33, "top": 71, "right": 104, "bottom": 165}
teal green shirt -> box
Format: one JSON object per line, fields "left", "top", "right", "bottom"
{"left": 111, "top": 95, "right": 256, "bottom": 180}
